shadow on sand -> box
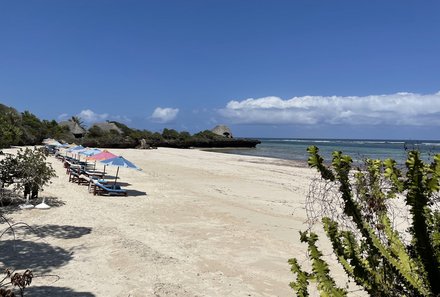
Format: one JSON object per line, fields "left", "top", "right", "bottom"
{"left": 96, "top": 189, "right": 147, "bottom": 197}
{"left": 126, "top": 189, "right": 147, "bottom": 197}
{"left": 24, "top": 286, "right": 96, "bottom": 297}
{"left": 40, "top": 196, "right": 66, "bottom": 208}
{"left": 0, "top": 239, "right": 72, "bottom": 274}
{"left": 0, "top": 224, "right": 95, "bottom": 296}
{"left": 29, "top": 224, "right": 92, "bottom": 239}
{"left": 0, "top": 194, "right": 65, "bottom": 215}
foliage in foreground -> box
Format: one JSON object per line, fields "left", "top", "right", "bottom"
{"left": 289, "top": 146, "right": 440, "bottom": 296}
{"left": 0, "top": 147, "right": 56, "bottom": 200}
{"left": 0, "top": 269, "right": 33, "bottom": 297}
{"left": 0, "top": 214, "right": 35, "bottom": 296}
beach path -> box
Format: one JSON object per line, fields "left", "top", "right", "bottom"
{"left": 3, "top": 147, "right": 343, "bottom": 297}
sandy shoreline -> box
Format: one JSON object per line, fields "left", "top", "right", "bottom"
{"left": 1, "top": 147, "right": 334, "bottom": 296}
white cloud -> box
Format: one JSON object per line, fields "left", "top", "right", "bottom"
{"left": 219, "top": 92, "right": 440, "bottom": 126}
{"left": 77, "top": 109, "right": 109, "bottom": 123}
{"left": 150, "top": 107, "right": 179, "bottom": 123}
{"left": 111, "top": 115, "right": 132, "bottom": 123}
{"left": 57, "top": 113, "right": 69, "bottom": 121}
{"left": 58, "top": 110, "right": 131, "bottom": 125}
{"left": 58, "top": 109, "right": 132, "bottom": 124}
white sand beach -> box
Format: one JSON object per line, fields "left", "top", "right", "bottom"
{"left": 2, "top": 147, "right": 340, "bottom": 296}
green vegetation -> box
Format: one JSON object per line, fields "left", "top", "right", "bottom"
{"left": 0, "top": 105, "right": 23, "bottom": 148}
{"left": 0, "top": 147, "right": 56, "bottom": 200}
{"left": 15, "top": 148, "right": 57, "bottom": 199}
{"left": 69, "top": 116, "right": 86, "bottom": 130}
{"left": 0, "top": 103, "right": 260, "bottom": 149}
{"left": 289, "top": 146, "right": 440, "bottom": 296}
{"left": 0, "top": 104, "right": 69, "bottom": 148}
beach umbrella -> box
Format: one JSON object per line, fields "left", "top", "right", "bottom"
{"left": 42, "top": 138, "right": 55, "bottom": 145}
{"left": 43, "top": 139, "right": 62, "bottom": 146}
{"left": 66, "top": 145, "right": 87, "bottom": 162}
{"left": 51, "top": 140, "right": 62, "bottom": 147}
{"left": 66, "top": 143, "right": 77, "bottom": 148}
{"left": 60, "top": 143, "right": 75, "bottom": 156}
{"left": 73, "top": 147, "right": 91, "bottom": 161}
{"left": 55, "top": 142, "right": 70, "bottom": 148}
{"left": 86, "top": 150, "right": 118, "bottom": 172}
{"left": 79, "top": 148, "right": 102, "bottom": 157}
{"left": 100, "top": 156, "right": 141, "bottom": 185}
{"left": 78, "top": 148, "right": 102, "bottom": 167}
{"left": 66, "top": 145, "right": 84, "bottom": 153}
{"left": 86, "top": 150, "right": 117, "bottom": 161}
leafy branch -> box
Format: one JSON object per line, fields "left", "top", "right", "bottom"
{"left": 289, "top": 146, "right": 440, "bottom": 296}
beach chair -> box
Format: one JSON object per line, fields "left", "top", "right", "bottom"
{"left": 88, "top": 177, "right": 106, "bottom": 193}
{"left": 92, "top": 181, "right": 127, "bottom": 196}
{"left": 68, "top": 170, "right": 89, "bottom": 185}
{"left": 68, "top": 170, "right": 79, "bottom": 182}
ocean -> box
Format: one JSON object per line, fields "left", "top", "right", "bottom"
{"left": 211, "top": 139, "right": 440, "bottom": 165}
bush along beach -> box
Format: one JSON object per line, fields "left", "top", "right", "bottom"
{"left": 289, "top": 146, "right": 440, "bottom": 296}
{"left": 0, "top": 103, "right": 260, "bottom": 149}
{"left": 0, "top": 147, "right": 56, "bottom": 203}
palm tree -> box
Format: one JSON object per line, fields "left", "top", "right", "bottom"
{"left": 70, "top": 116, "right": 85, "bottom": 129}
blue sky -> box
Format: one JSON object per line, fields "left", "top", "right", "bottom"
{"left": 1, "top": 0, "right": 439, "bottom": 139}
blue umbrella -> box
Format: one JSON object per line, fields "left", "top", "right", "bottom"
{"left": 79, "top": 148, "right": 103, "bottom": 170}
{"left": 43, "top": 139, "right": 63, "bottom": 147}
{"left": 79, "top": 148, "right": 102, "bottom": 156}
{"left": 66, "top": 145, "right": 84, "bottom": 153}
{"left": 100, "top": 156, "right": 141, "bottom": 184}
{"left": 65, "top": 145, "right": 91, "bottom": 162}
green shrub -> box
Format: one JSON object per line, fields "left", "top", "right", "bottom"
{"left": 289, "top": 146, "right": 440, "bottom": 296}
{"left": 14, "top": 148, "right": 57, "bottom": 199}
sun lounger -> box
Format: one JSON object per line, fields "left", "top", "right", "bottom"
{"left": 68, "top": 171, "right": 89, "bottom": 185}
{"left": 84, "top": 170, "right": 106, "bottom": 179}
{"left": 88, "top": 178, "right": 107, "bottom": 193}
{"left": 55, "top": 154, "right": 65, "bottom": 161}
{"left": 92, "top": 181, "right": 127, "bottom": 196}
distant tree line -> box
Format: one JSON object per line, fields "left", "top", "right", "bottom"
{"left": 0, "top": 104, "right": 68, "bottom": 148}
{"left": 0, "top": 104, "right": 260, "bottom": 149}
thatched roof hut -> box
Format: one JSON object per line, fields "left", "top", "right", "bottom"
{"left": 90, "top": 122, "right": 123, "bottom": 134}
{"left": 59, "top": 120, "right": 86, "bottom": 138}
{"left": 211, "top": 125, "right": 233, "bottom": 138}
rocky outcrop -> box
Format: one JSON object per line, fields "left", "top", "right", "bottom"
{"left": 138, "top": 139, "right": 157, "bottom": 149}
{"left": 211, "top": 125, "right": 233, "bottom": 138}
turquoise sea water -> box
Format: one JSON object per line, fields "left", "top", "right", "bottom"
{"left": 212, "top": 139, "right": 440, "bottom": 165}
